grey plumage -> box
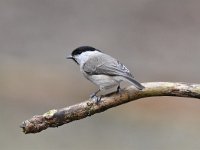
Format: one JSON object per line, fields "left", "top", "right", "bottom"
{"left": 83, "top": 53, "right": 131, "bottom": 76}
{"left": 82, "top": 52, "right": 144, "bottom": 90}
{"left": 67, "top": 46, "right": 144, "bottom": 102}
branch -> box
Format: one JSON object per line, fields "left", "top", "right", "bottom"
{"left": 20, "top": 82, "right": 200, "bottom": 134}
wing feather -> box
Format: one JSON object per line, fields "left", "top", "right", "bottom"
{"left": 83, "top": 53, "right": 134, "bottom": 78}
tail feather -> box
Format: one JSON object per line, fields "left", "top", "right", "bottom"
{"left": 124, "top": 76, "right": 144, "bottom": 90}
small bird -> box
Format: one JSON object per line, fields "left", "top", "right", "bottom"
{"left": 67, "top": 46, "right": 144, "bottom": 102}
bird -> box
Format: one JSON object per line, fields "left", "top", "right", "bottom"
{"left": 67, "top": 46, "right": 144, "bottom": 102}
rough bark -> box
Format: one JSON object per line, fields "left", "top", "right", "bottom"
{"left": 20, "top": 82, "right": 200, "bottom": 134}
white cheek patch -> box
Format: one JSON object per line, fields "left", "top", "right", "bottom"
{"left": 75, "top": 51, "right": 100, "bottom": 65}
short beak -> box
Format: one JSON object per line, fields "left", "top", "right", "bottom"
{"left": 66, "top": 55, "right": 73, "bottom": 59}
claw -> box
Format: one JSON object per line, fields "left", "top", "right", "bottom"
{"left": 90, "top": 95, "right": 102, "bottom": 104}
{"left": 90, "top": 89, "right": 102, "bottom": 104}
{"left": 90, "top": 93, "right": 96, "bottom": 99}
{"left": 96, "top": 95, "right": 102, "bottom": 103}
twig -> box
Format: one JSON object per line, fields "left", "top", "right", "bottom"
{"left": 20, "top": 82, "right": 200, "bottom": 134}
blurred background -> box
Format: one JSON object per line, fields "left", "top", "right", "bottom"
{"left": 1, "top": 0, "right": 200, "bottom": 150}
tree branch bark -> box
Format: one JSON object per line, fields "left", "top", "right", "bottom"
{"left": 20, "top": 82, "right": 200, "bottom": 134}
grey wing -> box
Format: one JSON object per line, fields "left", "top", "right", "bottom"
{"left": 83, "top": 53, "right": 134, "bottom": 78}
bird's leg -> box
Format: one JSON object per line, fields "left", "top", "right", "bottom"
{"left": 90, "top": 89, "right": 102, "bottom": 103}
{"left": 116, "top": 84, "right": 121, "bottom": 93}
{"left": 90, "top": 89, "right": 100, "bottom": 98}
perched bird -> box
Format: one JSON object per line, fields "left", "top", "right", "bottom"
{"left": 67, "top": 46, "right": 144, "bottom": 102}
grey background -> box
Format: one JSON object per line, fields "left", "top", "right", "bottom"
{"left": 0, "top": 0, "right": 200, "bottom": 150}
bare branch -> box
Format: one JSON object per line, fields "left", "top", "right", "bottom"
{"left": 20, "top": 82, "right": 200, "bottom": 134}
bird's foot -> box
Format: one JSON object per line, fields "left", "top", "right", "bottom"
{"left": 90, "top": 94, "right": 102, "bottom": 104}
